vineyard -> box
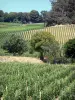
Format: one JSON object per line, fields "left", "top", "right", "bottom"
{"left": 0, "top": 24, "right": 75, "bottom": 45}
{"left": 0, "top": 62, "right": 75, "bottom": 100}
{"left": 0, "top": 23, "right": 75, "bottom": 56}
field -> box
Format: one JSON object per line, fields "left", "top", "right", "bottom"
{"left": 0, "top": 22, "right": 44, "bottom": 33}
{"left": 0, "top": 62, "right": 75, "bottom": 100}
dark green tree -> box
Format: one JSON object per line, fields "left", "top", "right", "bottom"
{"left": 41, "top": 41, "right": 59, "bottom": 63}
{"left": 0, "top": 10, "right": 4, "bottom": 22}
{"left": 64, "top": 38, "right": 75, "bottom": 62}
{"left": 4, "top": 12, "right": 9, "bottom": 22}
{"left": 0, "top": 10, "right": 4, "bottom": 17}
{"left": 47, "top": 0, "right": 75, "bottom": 26}
{"left": 30, "top": 10, "right": 41, "bottom": 23}
{"left": 17, "top": 12, "right": 23, "bottom": 22}
{"left": 41, "top": 11, "right": 48, "bottom": 26}
{"left": 2, "top": 34, "right": 28, "bottom": 55}
{"left": 8, "top": 12, "right": 18, "bottom": 22}
{"left": 21, "top": 12, "right": 30, "bottom": 24}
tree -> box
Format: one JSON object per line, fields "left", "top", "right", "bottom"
{"left": 41, "top": 11, "right": 48, "bottom": 26}
{"left": 2, "top": 34, "right": 28, "bottom": 55}
{"left": 41, "top": 41, "right": 59, "bottom": 63}
{"left": 17, "top": 12, "right": 23, "bottom": 22}
{"left": 4, "top": 12, "right": 9, "bottom": 22}
{"left": 21, "top": 12, "right": 30, "bottom": 24}
{"left": 47, "top": 0, "right": 75, "bottom": 26}
{"left": 31, "top": 31, "right": 58, "bottom": 61}
{"left": 0, "top": 10, "right": 4, "bottom": 22}
{"left": 30, "top": 10, "right": 41, "bottom": 23}
{"left": 64, "top": 38, "right": 75, "bottom": 61}
{"left": 0, "top": 10, "right": 4, "bottom": 17}
{"left": 0, "top": 10, "right": 43, "bottom": 23}
{"left": 9, "top": 12, "right": 18, "bottom": 22}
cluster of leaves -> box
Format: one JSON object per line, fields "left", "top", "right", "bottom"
{"left": 2, "top": 34, "right": 28, "bottom": 55}
{"left": 46, "top": 0, "right": 75, "bottom": 26}
{"left": 0, "top": 10, "right": 45, "bottom": 24}
{"left": 64, "top": 38, "right": 75, "bottom": 59}
{"left": 64, "top": 38, "right": 75, "bottom": 63}
{"left": 31, "top": 31, "right": 59, "bottom": 62}
{"left": 2, "top": 30, "right": 75, "bottom": 63}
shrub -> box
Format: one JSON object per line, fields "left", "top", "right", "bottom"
{"left": 53, "top": 57, "right": 71, "bottom": 64}
{"left": 64, "top": 38, "right": 75, "bottom": 62}
{"left": 2, "top": 34, "right": 28, "bottom": 55}
{"left": 31, "top": 31, "right": 59, "bottom": 62}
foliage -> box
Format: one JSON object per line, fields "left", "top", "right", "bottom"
{"left": 0, "top": 63, "right": 75, "bottom": 100}
{"left": 53, "top": 56, "right": 72, "bottom": 64}
{"left": 41, "top": 41, "right": 59, "bottom": 63}
{"left": 2, "top": 34, "right": 28, "bottom": 55}
{"left": 30, "top": 10, "right": 42, "bottom": 23}
{"left": 64, "top": 38, "right": 75, "bottom": 60}
{"left": 0, "top": 10, "right": 4, "bottom": 17}
{"left": 31, "top": 31, "right": 58, "bottom": 60}
{"left": 0, "top": 10, "right": 43, "bottom": 23}
{"left": 0, "top": 10, "right": 4, "bottom": 22}
{"left": 41, "top": 11, "right": 48, "bottom": 26}
{"left": 47, "top": 0, "right": 75, "bottom": 26}
{"left": 0, "top": 23, "right": 75, "bottom": 57}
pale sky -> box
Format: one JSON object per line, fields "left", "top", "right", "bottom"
{"left": 0, "top": 0, "right": 52, "bottom": 13}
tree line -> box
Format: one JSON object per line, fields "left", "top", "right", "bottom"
{"left": 0, "top": 0, "right": 75, "bottom": 26}
{"left": 0, "top": 10, "right": 48, "bottom": 24}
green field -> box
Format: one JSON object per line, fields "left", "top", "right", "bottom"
{"left": 0, "top": 62, "right": 75, "bottom": 100}
{"left": 0, "top": 22, "right": 44, "bottom": 33}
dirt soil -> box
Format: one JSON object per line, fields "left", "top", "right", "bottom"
{"left": 0, "top": 56, "right": 43, "bottom": 64}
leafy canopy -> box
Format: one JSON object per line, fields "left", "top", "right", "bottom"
{"left": 2, "top": 34, "right": 28, "bottom": 55}
{"left": 31, "top": 31, "right": 56, "bottom": 51}
{"left": 31, "top": 31, "right": 59, "bottom": 60}
{"left": 64, "top": 38, "right": 75, "bottom": 58}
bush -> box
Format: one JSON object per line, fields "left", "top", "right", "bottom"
{"left": 2, "top": 34, "right": 28, "bottom": 55}
{"left": 31, "top": 31, "right": 59, "bottom": 62}
{"left": 64, "top": 38, "right": 75, "bottom": 62}
{"left": 53, "top": 57, "right": 71, "bottom": 64}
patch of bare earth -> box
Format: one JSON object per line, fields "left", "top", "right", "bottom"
{"left": 0, "top": 56, "right": 43, "bottom": 64}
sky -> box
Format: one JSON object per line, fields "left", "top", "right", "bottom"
{"left": 0, "top": 0, "right": 52, "bottom": 13}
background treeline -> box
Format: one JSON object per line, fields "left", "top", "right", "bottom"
{"left": 0, "top": 0, "right": 75, "bottom": 25}
{"left": 0, "top": 10, "right": 47, "bottom": 24}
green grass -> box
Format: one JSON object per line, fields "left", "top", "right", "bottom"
{"left": 0, "top": 63, "right": 75, "bottom": 100}
{"left": 0, "top": 22, "right": 44, "bottom": 33}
